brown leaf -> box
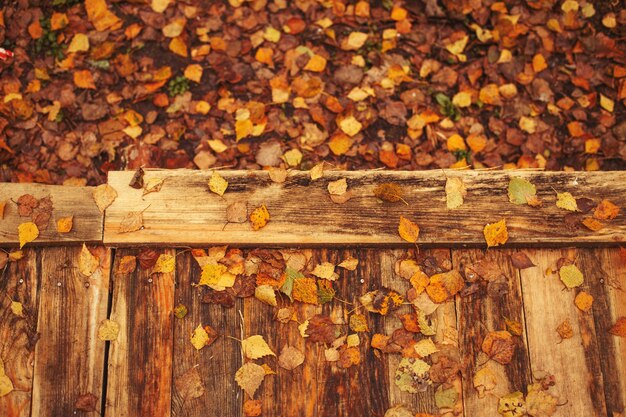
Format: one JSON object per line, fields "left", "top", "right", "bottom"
{"left": 175, "top": 366, "right": 205, "bottom": 401}
{"left": 119, "top": 211, "right": 143, "bottom": 233}
{"left": 510, "top": 252, "right": 535, "bottom": 269}
{"left": 481, "top": 330, "right": 515, "bottom": 364}
{"left": 373, "top": 183, "right": 407, "bottom": 204}
{"left": 608, "top": 317, "right": 626, "bottom": 337}
{"left": 226, "top": 202, "right": 247, "bottom": 223}
{"left": 278, "top": 345, "right": 305, "bottom": 370}
{"left": 557, "top": 319, "right": 574, "bottom": 340}
{"left": 138, "top": 248, "right": 159, "bottom": 269}
{"left": 129, "top": 167, "right": 145, "bottom": 189}
{"left": 117, "top": 255, "right": 137, "bottom": 274}
{"left": 17, "top": 194, "right": 38, "bottom": 217}
{"left": 74, "top": 393, "right": 98, "bottom": 412}
{"left": 307, "top": 314, "right": 336, "bottom": 344}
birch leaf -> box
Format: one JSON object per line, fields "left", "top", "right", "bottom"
{"left": 242, "top": 335, "right": 275, "bottom": 360}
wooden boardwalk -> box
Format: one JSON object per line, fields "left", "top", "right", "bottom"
{"left": 1, "top": 170, "right": 625, "bottom": 417}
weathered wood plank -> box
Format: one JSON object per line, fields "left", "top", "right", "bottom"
{"left": 103, "top": 170, "right": 626, "bottom": 247}
{"left": 520, "top": 249, "right": 607, "bottom": 417}
{"left": 581, "top": 248, "right": 626, "bottom": 416}
{"left": 31, "top": 246, "right": 110, "bottom": 416}
{"left": 0, "top": 249, "right": 39, "bottom": 417}
{"left": 0, "top": 183, "right": 103, "bottom": 246}
{"left": 106, "top": 249, "right": 175, "bottom": 417}
{"left": 171, "top": 251, "right": 242, "bottom": 417}
{"left": 452, "top": 249, "right": 532, "bottom": 417}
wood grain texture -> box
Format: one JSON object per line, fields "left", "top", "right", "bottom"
{"left": 520, "top": 249, "right": 607, "bottom": 417}
{"left": 581, "top": 248, "right": 626, "bottom": 416}
{"left": 106, "top": 249, "right": 175, "bottom": 417}
{"left": 171, "top": 251, "right": 242, "bottom": 417}
{"left": 103, "top": 169, "right": 626, "bottom": 247}
{"left": 0, "top": 183, "right": 103, "bottom": 246}
{"left": 31, "top": 246, "right": 110, "bottom": 417}
{"left": 452, "top": 249, "right": 532, "bottom": 417}
{"left": 0, "top": 249, "right": 39, "bottom": 417}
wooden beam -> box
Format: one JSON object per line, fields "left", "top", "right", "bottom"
{"left": 0, "top": 183, "right": 103, "bottom": 247}
{"left": 103, "top": 170, "right": 626, "bottom": 247}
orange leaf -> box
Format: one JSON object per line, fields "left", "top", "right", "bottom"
{"left": 85, "top": 0, "right": 121, "bottom": 32}
{"left": 609, "top": 317, "right": 626, "bottom": 337}
{"left": 73, "top": 70, "right": 96, "bottom": 89}
{"left": 255, "top": 47, "right": 274, "bottom": 67}
{"left": 593, "top": 199, "right": 620, "bottom": 220}
{"left": 398, "top": 216, "right": 420, "bottom": 243}
{"left": 483, "top": 219, "right": 508, "bottom": 247}
{"left": 169, "top": 37, "right": 188, "bottom": 57}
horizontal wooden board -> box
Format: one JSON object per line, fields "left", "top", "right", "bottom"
{"left": 103, "top": 170, "right": 626, "bottom": 247}
{"left": 0, "top": 183, "right": 103, "bottom": 246}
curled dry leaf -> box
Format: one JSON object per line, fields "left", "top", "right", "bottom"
{"left": 510, "top": 252, "right": 535, "bottom": 269}
{"left": 328, "top": 178, "right": 348, "bottom": 196}
{"left": 255, "top": 284, "right": 277, "bottom": 306}
{"left": 129, "top": 167, "right": 145, "bottom": 189}
{"left": 310, "top": 162, "right": 324, "bottom": 180}
{"left": 143, "top": 177, "right": 164, "bottom": 196}
{"left": 338, "top": 257, "right": 358, "bottom": 271}
{"left": 92, "top": 184, "right": 118, "bottom": 213}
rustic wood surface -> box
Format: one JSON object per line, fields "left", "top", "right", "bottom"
{"left": 0, "top": 246, "right": 624, "bottom": 417}
{"left": 0, "top": 183, "right": 103, "bottom": 246}
{"left": 0, "top": 249, "right": 38, "bottom": 417}
{"left": 103, "top": 170, "right": 626, "bottom": 247}
{"left": 453, "top": 249, "right": 532, "bottom": 416}
{"left": 520, "top": 249, "right": 608, "bottom": 417}
{"left": 106, "top": 248, "right": 175, "bottom": 417}
{"left": 31, "top": 246, "right": 110, "bottom": 417}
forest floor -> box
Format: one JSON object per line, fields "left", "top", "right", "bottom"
{"left": 0, "top": 0, "right": 625, "bottom": 185}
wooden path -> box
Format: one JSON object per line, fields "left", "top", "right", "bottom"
{"left": 1, "top": 170, "right": 625, "bottom": 417}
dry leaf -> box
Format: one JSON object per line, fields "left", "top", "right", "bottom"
{"left": 574, "top": 291, "right": 594, "bottom": 312}
{"left": 481, "top": 330, "right": 515, "bottom": 364}
{"left": 483, "top": 219, "right": 508, "bottom": 247}
{"left": 473, "top": 367, "right": 497, "bottom": 398}
{"left": 525, "top": 383, "right": 557, "bottom": 417}
{"left": 374, "top": 183, "right": 407, "bottom": 204}
{"left": 97, "top": 319, "right": 120, "bottom": 341}
{"left": 190, "top": 324, "right": 218, "bottom": 350}
{"left": 129, "top": 168, "right": 144, "bottom": 189}
{"left": 278, "top": 345, "right": 305, "bottom": 370}
{"left": 608, "top": 317, "right": 626, "bottom": 337}
{"left": 398, "top": 216, "right": 420, "bottom": 243}
{"left": 445, "top": 177, "right": 466, "bottom": 209}
{"left": 508, "top": 177, "right": 537, "bottom": 205}
{"left": 556, "top": 192, "right": 578, "bottom": 212}
{"left": 57, "top": 216, "right": 73, "bottom": 233}
{"left": 268, "top": 167, "right": 287, "bottom": 183}
{"left": 208, "top": 171, "right": 228, "bottom": 196}
{"left": 92, "top": 184, "right": 117, "bottom": 213}
{"left": 395, "top": 357, "right": 431, "bottom": 393}
{"left": 235, "top": 363, "right": 266, "bottom": 398}
{"left": 556, "top": 319, "right": 573, "bottom": 340}
{"left": 559, "top": 264, "right": 584, "bottom": 288}
{"left": 594, "top": 199, "right": 620, "bottom": 220}
{"left": 175, "top": 366, "right": 205, "bottom": 401}
{"left": 85, "top": 0, "right": 121, "bottom": 31}
{"left": 255, "top": 284, "right": 277, "bottom": 306}
{"left": 227, "top": 202, "right": 247, "bottom": 223}
{"left": 143, "top": 178, "right": 164, "bottom": 196}
{"left": 18, "top": 222, "right": 39, "bottom": 248}
{"left": 310, "top": 163, "right": 325, "bottom": 180}
{"left": 250, "top": 204, "right": 270, "bottom": 230}
{"left": 338, "top": 257, "right": 358, "bottom": 271}
{"left": 311, "top": 262, "right": 337, "bottom": 280}
{"left": 119, "top": 211, "right": 143, "bottom": 233}
{"left": 328, "top": 178, "right": 347, "bottom": 196}
{"left": 242, "top": 335, "right": 275, "bottom": 360}
{"left": 510, "top": 252, "right": 535, "bottom": 269}
{"left": 0, "top": 359, "right": 13, "bottom": 398}
{"left": 117, "top": 255, "right": 137, "bottom": 274}
{"left": 73, "top": 70, "right": 96, "bottom": 89}
{"left": 152, "top": 253, "right": 175, "bottom": 273}
{"left": 10, "top": 301, "right": 24, "bottom": 317}
{"left": 79, "top": 243, "right": 99, "bottom": 276}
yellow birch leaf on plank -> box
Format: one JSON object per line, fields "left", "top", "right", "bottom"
{"left": 250, "top": 204, "right": 270, "bottom": 230}
{"left": 508, "top": 177, "right": 537, "bottom": 205}
{"left": 483, "top": 219, "right": 508, "bottom": 247}
{"left": 98, "top": 319, "right": 120, "bottom": 341}
{"left": 445, "top": 177, "right": 466, "bottom": 209}
{"left": 18, "top": 222, "right": 39, "bottom": 248}
{"left": 208, "top": 171, "right": 228, "bottom": 196}
{"left": 235, "top": 363, "right": 266, "bottom": 398}
{"left": 190, "top": 324, "right": 209, "bottom": 350}
{"left": 57, "top": 216, "right": 73, "bottom": 233}
{"left": 556, "top": 192, "right": 578, "bottom": 211}
{"left": 92, "top": 184, "right": 117, "bottom": 213}
{"left": 153, "top": 253, "right": 175, "bottom": 273}
{"left": 242, "top": 335, "right": 275, "bottom": 360}
{"left": 559, "top": 264, "right": 584, "bottom": 288}
{"left": 255, "top": 284, "right": 277, "bottom": 306}
{"left": 11, "top": 301, "right": 24, "bottom": 317}
{"left": 79, "top": 243, "right": 99, "bottom": 277}
{"left": 398, "top": 216, "right": 419, "bottom": 243}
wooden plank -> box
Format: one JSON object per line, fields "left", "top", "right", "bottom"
{"left": 520, "top": 249, "right": 607, "bottom": 417}
{"left": 581, "top": 248, "right": 626, "bottom": 416}
{"left": 0, "top": 183, "right": 103, "bottom": 246}
{"left": 0, "top": 248, "right": 39, "bottom": 417}
{"left": 171, "top": 250, "right": 242, "bottom": 417}
{"left": 31, "top": 246, "right": 110, "bottom": 416}
{"left": 106, "top": 248, "right": 175, "bottom": 417}
{"left": 452, "top": 249, "right": 532, "bottom": 417}
{"left": 103, "top": 170, "right": 626, "bottom": 247}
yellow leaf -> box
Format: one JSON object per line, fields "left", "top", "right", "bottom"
{"left": 398, "top": 216, "right": 420, "bottom": 243}
{"left": 199, "top": 263, "right": 227, "bottom": 286}
{"left": 242, "top": 335, "right": 275, "bottom": 360}
{"left": 473, "top": 367, "right": 498, "bottom": 398}
{"left": 304, "top": 54, "right": 327, "bottom": 72}
{"left": 328, "top": 178, "right": 347, "bottom": 196}
{"left": 190, "top": 324, "right": 210, "bottom": 350}
{"left": 0, "top": 358, "right": 14, "bottom": 398}
{"left": 98, "top": 319, "right": 120, "bottom": 341}
{"left": 559, "top": 264, "right": 584, "bottom": 288}
{"left": 151, "top": 0, "right": 172, "bottom": 13}
{"left": 446, "top": 134, "right": 466, "bottom": 152}
{"left": 600, "top": 95, "right": 614, "bottom": 113}
{"left": 452, "top": 91, "right": 472, "bottom": 108}
{"left": 85, "top": 0, "right": 121, "bottom": 32}
{"left": 250, "top": 204, "right": 270, "bottom": 230}
{"left": 282, "top": 148, "right": 302, "bottom": 166}
{"left": 50, "top": 12, "right": 69, "bottom": 31}
{"left": 235, "top": 363, "right": 266, "bottom": 398}
{"left": 343, "top": 32, "right": 368, "bottom": 50}
{"left": 208, "top": 171, "right": 228, "bottom": 196}
{"left": 445, "top": 177, "right": 466, "bottom": 209}
{"left": 10, "top": 301, "right": 24, "bottom": 317}
{"left": 184, "top": 64, "right": 203, "bottom": 83}
{"left": 67, "top": 33, "right": 90, "bottom": 53}
{"left": 329, "top": 133, "right": 354, "bottom": 155}
{"left": 18, "top": 222, "right": 39, "bottom": 248}
{"left": 555, "top": 192, "right": 578, "bottom": 212}
{"left": 255, "top": 284, "right": 277, "bottom": 306}
{"left": 532, "top": 54, "right": 548, "bottom": 73}
{"left": 162, "top": 18, "right": 185, "bottom": 38}
{"left": 263, "top": 26, "right": 281, "bottom": 43}
{"left": 483, "top": 219, "right": 508, "bottom": 247}
{"left": 574, "top": 291, "right": 594, "bottom": 312}
{"left": 169, "top": 36, "right": 188, "bottom": 57}
{"left": 445, "top": 36, "right": 468, "bottom": 62}
{"left": 390, "top": 6, "right": 408, "bottom": 21}
{"left": 312, "top": 262, "right": 337, "bottom": 280}
{"left": 310, "top": 163, "right": 325, "bottom": 180}
{"left": 255, "top": 47, "right": 274, "bottom": 66}
{"left": 153, "top": 253, "right": 175, "bottom": 273}
{"left": 235, "top": 119, "right": 253, "bottom": 141}
{"left": 74, "top": 70, "right": 96, "bottom": 89}
{"left": 57, "top": 216, "right": 74, "bottom": 233}
{"left": 338, "top": 257, "right": 358, "bottom": 271}
{"left": 79, "top": 243, "right": 99, "bottom": 276}
{"left": 338, "top": 116, "right": 362, "bottom": 136}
